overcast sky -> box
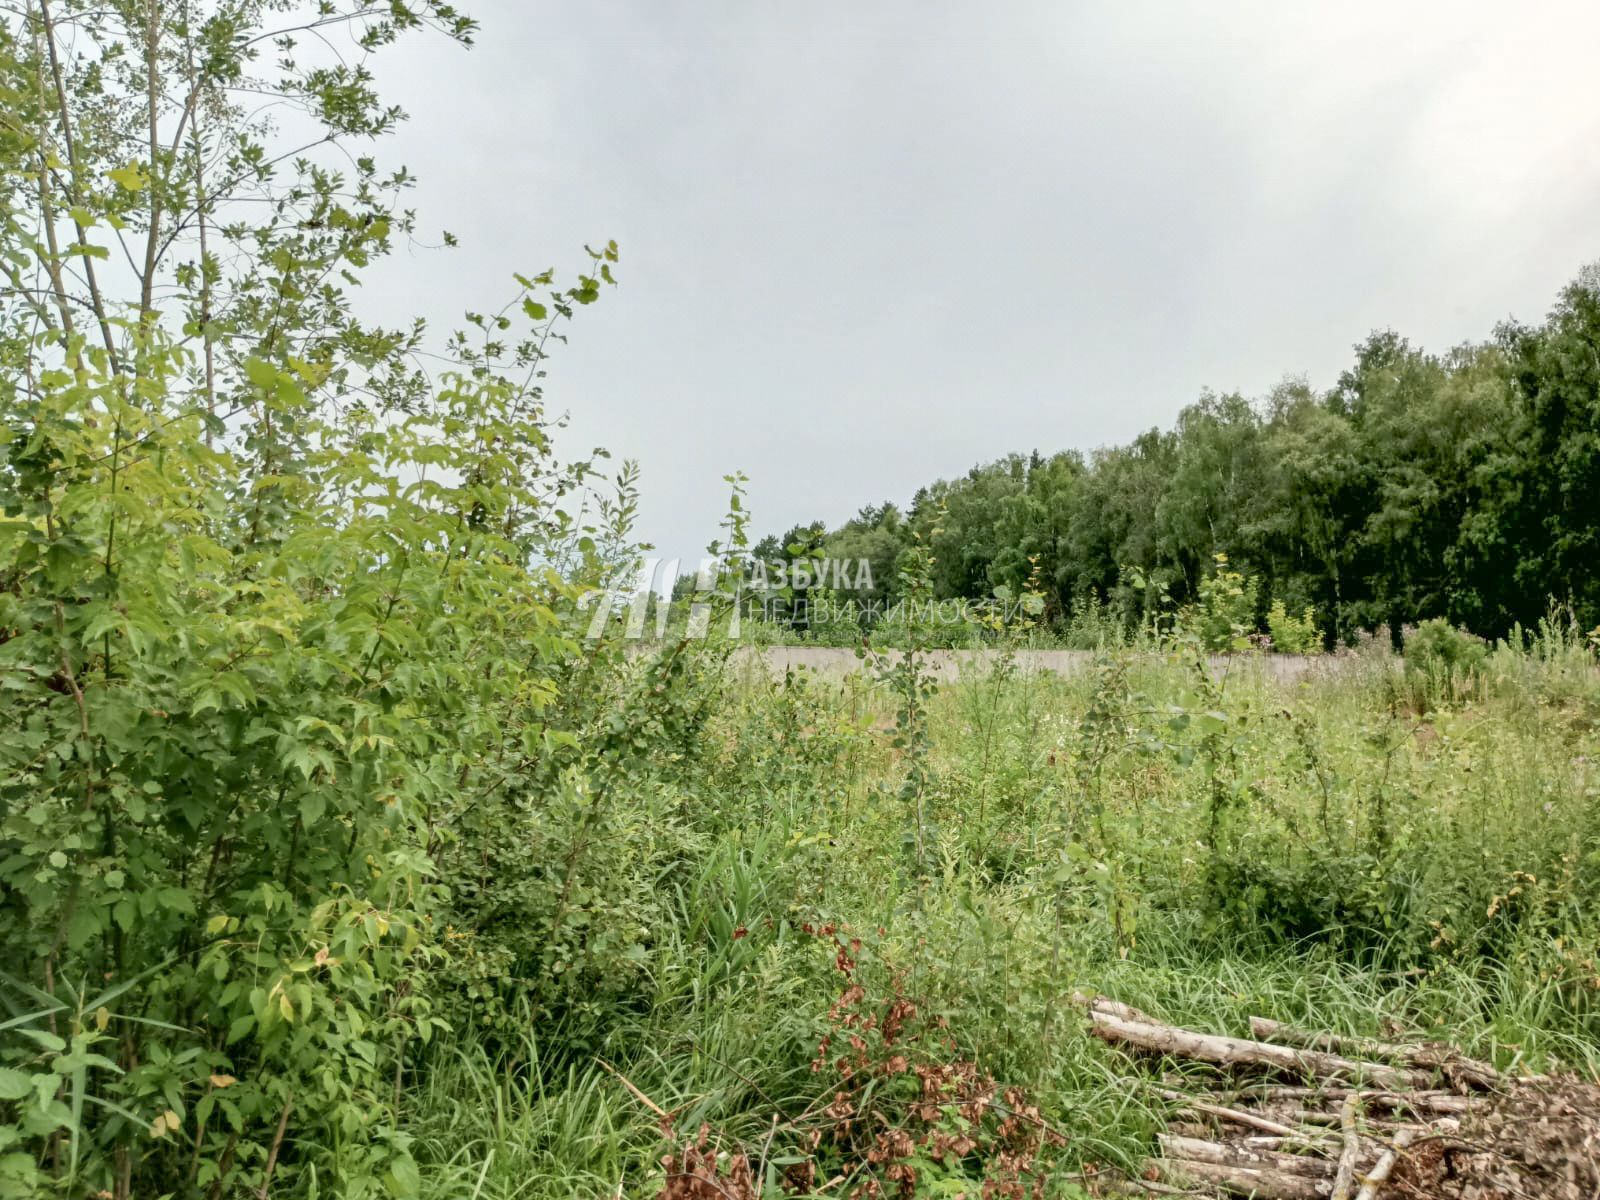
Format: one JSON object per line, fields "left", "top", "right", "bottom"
{"left": 364, "top": 1, "right": 1600, "bottom": 566}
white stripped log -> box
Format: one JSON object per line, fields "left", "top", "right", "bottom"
{"left": 1090, "top": 1009, "right": 1430, "bottom": 1090}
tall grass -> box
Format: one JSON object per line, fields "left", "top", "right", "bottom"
{"left": 407, "top": 640, "right": 1600, "bottom": 1197}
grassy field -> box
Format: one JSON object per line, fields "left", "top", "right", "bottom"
{"left": 400, "top": 630, "right": 1600, "bottom": 1198}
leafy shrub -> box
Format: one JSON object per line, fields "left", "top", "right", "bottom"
{"left": 434, "top": 636, "right": 753, "bottom": 1049}
{"left": 1267, "top": 600, "right": 1322, "bottom": 654}
{"left": 0, "top": 290, "right": 639, "bottom": 1196}
{"left": 765, "top": 926, "right": 1066, "bottom": 1198}
{"left": 1061, "top": 593, "right": 1130, "bottom": 650}
{"left": 0, "top": 4, "right": 633, "bottom": 1192}
{"left": 1182, "top": 555, "right": 1260, "bottom": 652}
{"left": 1204, "top": 846, "right": 1419, "bottom": 960}
{"left": 801, "top": 585, "right": 865, "bottom": 644}
{"left": 1403, "top": 618, "right": 1489, "bottom": 676}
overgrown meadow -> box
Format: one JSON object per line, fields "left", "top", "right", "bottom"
{"left": 2, "top": 4, "right": 1599, "bottom": 1199}
{"left": 389, "top": 623, "right": 1600, "bottom": 1199}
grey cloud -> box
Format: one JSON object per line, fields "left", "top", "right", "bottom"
{"left": 364, "top": 0, "right": 1600, "bottom": 563}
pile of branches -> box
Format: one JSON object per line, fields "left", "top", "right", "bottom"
{"left": 1077, "top": 994, "right": 1600, "bottom": 1200}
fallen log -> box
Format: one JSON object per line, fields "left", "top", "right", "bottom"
{"left": 1100, "top": 1009, "right": 1588, "bottom": 1199}
{"left": 1092, "top": 1010, "right": 1429, "bottom": 1090}
{"left": 1248, "top": 1017, "right": 1502, "bottom": 1090}
{"left": 1072, "top": 991, "right": 1158, "bottom": 1024}
{"left": 1158, "top": 1134, "right": 1335, "bottom": 1177}
{"left": 1169, "top": 1123, "right": 1336, "bottom": 1154}
{"left": 1156, "top": 1089, "right": 1310, "bottom": 1138}
{"left": 1247, "top": 1018, "right": 1420, "bottom": 1060}
{"left": 1153, "top": 1156, "right": 1333, "bottom": 1199}
{"left": 1268, "top": 1109, "right": 1343, "bottom": 1128}
{"left": 1236, "top": 1086, "right": 1477, "bottom": 1115}
{"left": 1328, "top": 1096, "right": 1361, "bottom": 1200}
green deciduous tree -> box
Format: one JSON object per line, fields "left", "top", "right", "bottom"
{"left": 0, "top": 4, "right": 624, "bottom": 1196}
{"left": 755, "top": 266, "right": 1600, "bottom": 646}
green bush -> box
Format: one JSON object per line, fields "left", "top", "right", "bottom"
{"left": 1267, "top": 599, "right": 1322, "bottom": 654}
{"left": 1183, "top": 555, "right": 1259, "bottom": 652}
{"left": 0, "top": 6, "right": 636, "bottom": 1193}
{"left": 1403, "top": 618, "right": 1489, "bottom": 676}
{"left": 1061, "top": 593, "right": 1131, "bottom": 649}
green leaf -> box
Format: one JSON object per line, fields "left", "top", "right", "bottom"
{"left": 386, "top": 1155, "right": 421, "bottom": 1197}
{"left": 243, "top": 357, "right": 278, "bottom": 390}
{"left": 107, "top": 164, "right": 148, "bottom": 191}
{"left": 0, "top": 1069, "right": 33, "bottom": 1101}
{"left": 300, "top": 792, "right": 327, "bottom": 824}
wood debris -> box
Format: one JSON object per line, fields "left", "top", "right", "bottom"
{"left": 1074, "top": 994, "right": 1600, "bottom": 1199}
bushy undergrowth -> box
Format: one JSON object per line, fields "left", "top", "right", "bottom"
{"left": 386, "top": 631, "right": 1600, "bottom": 1199}
{"left": 1403, "top": 617, "right": 1490, "bottom": 678}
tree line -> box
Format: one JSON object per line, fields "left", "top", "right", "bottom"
{"left": 757, "top": 269, "right": 1600, "bottom": 644}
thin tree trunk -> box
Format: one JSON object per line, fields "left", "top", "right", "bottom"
{"left": 37, "top": 0, "right": 121, "bottom": 368}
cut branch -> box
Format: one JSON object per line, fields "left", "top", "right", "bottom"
{"left": 1156, "top": 1089, "right": 1315, "bottom": 1139}
{"left": 1352, "top": 1129, "right": 1413, "bottom": 1200}
{"left": 1329, "top": 1095, "right": 1361, "bottom": 1200}
{"left": 1152, "top": 1156, "right": 1332, "bottom": 1199}
{"left": 1089, "top": 1009, "right": 1430, "bottom": 1090}
{"left": 1248, "top": 1016, "right": 1502, "bottom": 1090}
{"left": 1158, "top": 1134, "right": 1334, "bottom": 1178}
